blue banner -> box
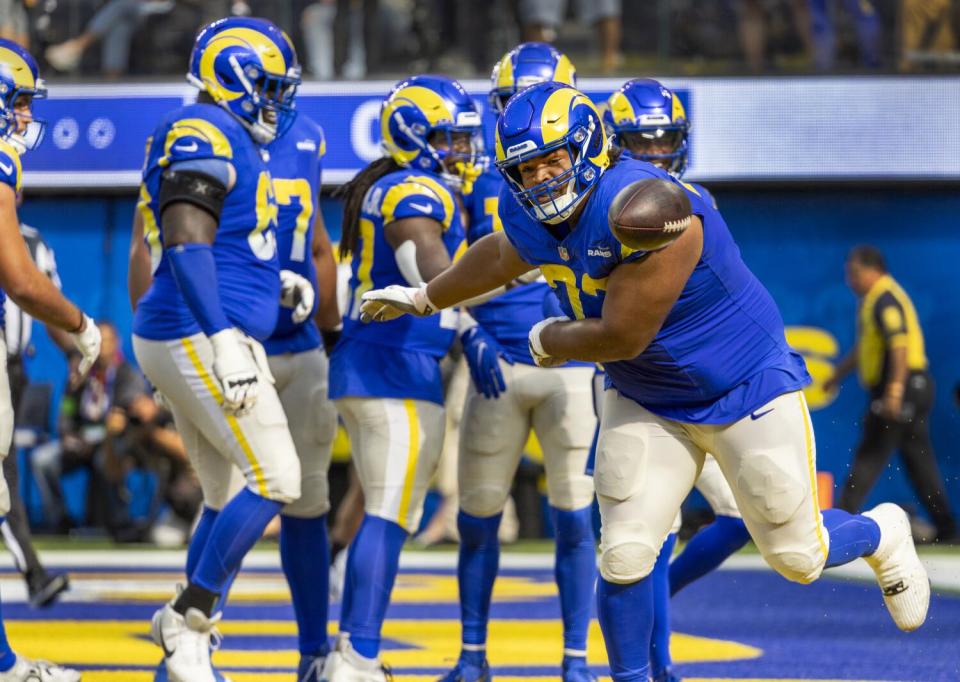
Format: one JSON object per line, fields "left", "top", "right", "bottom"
{"left": 23, "top": 77, "right": 960, "bottom": 188}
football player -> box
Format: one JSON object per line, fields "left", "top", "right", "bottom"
{"left": 262, "top": 63, "right": 341, "bottom": 682}
{"left": 360, "top": 82, "right": 930, "bottom": 680}
{"left": 440, "top": 42, "right": 597, "bottom": 682}
{"left": 129, "top": 18, "right": 306, "bottom": 682}
{"left": 0, "top": 39, "right": 99, "bottom": 682}
{"left": 603, "top": 78, "right": 750, "bottom": 682}
{"left": 323, "top": 75, "right": 481, "bottom": 682}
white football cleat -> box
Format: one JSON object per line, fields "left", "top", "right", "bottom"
{"left": 151, "top": 602, "right": 222, "bottom": 682}
{"left": 321, "top": 638, "right": 389, "bottom": 682}
{"left": 0, "top": 656, "right": 80, "bottom": 682}
{"left": 863, "top": 503, "right": 930, "bottom": 631}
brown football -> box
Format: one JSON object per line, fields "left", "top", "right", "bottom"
{"left": 607, "top": 179, "right": 693, "bottom": 251}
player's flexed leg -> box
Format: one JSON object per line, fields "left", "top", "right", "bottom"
{"left": 441, "top": 42, "right": 597, "bottom": 682}
{"left": 0, "top": 39, "right": 99, "bottom": 682}
{"left": 130, "top": 18, "right": 303, "bottom": 682}
{"left": 360, "top": 82, "right": 930, "bottom": 680}
{"left": 324, "top": 75, "right": 484, "bottom": 682}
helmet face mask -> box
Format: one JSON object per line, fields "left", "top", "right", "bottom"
{"left": 188, "top": 18, "right": 301, "bottom": 144}
{"left": 617, "top": 127, "right": 687, "bottom": 174}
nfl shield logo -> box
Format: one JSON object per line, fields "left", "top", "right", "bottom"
{"left": 558, "top": 245, "right": 570, "bottom": 261}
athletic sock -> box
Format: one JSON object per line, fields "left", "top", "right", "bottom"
{"left": 597, "top": 576, "right": 653, "bottom": 681}
{"left": 0, "top": 517, "right": 15, "bottom": 672}
{"left": 339, "top": 514, "right": 408, "bottom": 659}
{"left": 185, "top": 506, "right": 219, "bottom": 579}
{"left": 669, "top": 515, "right": 750, "bottom": 596}
{"left": 457, "top": 510, "right": 501, "bottom": 653}
{"left": 551, "top": 505, "right": 596, "bottom": 657}
{"left": 823, "top": 508, "right": 881, "bottom": 568}
{"left": 281, "top": 514, "right": 331, "bottom": 656}
{"left": 190, "top": 488, "right": 282, "bottom": 598}
{"left": 650, "top": 533, "right": 677, "bottom": 678}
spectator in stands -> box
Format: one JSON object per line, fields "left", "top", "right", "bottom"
{"left": 44, "top": 0, "right": 177, "bottom": 76}
{"left": 3, "top": 220, "right": 73, "bottom": 607}
{"left": 825, "top": 245, "right": 957, "bottom": 543}
{"left": 899, "top": 0, "right": 957, "bottom": 71}
{"left": 31, "top": 321, "right": 147, "bottom": 532}
{"left": 0, "top": 0, "right": 29, "bottom": 48}
{"left": 736, "top": 0, "right": 814, "bottom": 72}
{"left": 808, "top": 0, "right": 881, "bottom": 70}
{"left": 518, "top": 0, "right": 622, "bottom": 73}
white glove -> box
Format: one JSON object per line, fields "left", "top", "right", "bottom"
{"left": 514, "top": 268, "right": 543, "bottom": 285}
{"left": 528, "top": 316, "right": 569, "bottom": 368}
{"left": 360, "top": 283, "right": 438, "bottom": 323}
{"left": 70, "top": 314, "right": 101, "bottom": 378}
{"left": 279, "top": 269, "right": 315, "bottom": 324}
{"left": 209, "top": 328, "right": 259, "bottom": 415}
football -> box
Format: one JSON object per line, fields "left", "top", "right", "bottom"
{"left": 607, "top": 178, "right": 693, "bottom": 251}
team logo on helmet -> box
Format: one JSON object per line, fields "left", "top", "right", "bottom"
{"left": 188, "top": 17, "right": 301, "bottom": 144}
{"left": 380, "top": 75, "right": 484, "bottom": 192}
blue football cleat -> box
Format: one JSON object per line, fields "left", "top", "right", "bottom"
{"left": 561, "top": 656, "right": 596, "bottom": 682}
{"left": 298, "top": 653, "right": 328, "bottom": 682}
{"left": 153, "top": 659, "right": 232, "bottom": 682}
{"left": 652, "top": 668, "right": 682, "bottom": 682}
{"left": 436, "top": 657, "right": 491, "bottom": 682}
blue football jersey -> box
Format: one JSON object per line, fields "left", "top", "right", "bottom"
{"left": 329, "top": 168, "right": 464, "bottom": 404}
{"left": 133, "top": 104, "right": 281, "bottom": 342}
{"left": 262, "top": 114, "right": 326, "bottom": 356}
{"left": 0, "top": 137, "right": 21, "bottom": 331}
{"left": 501, "top": 157, "right": 810, "bottom": 424}
{"left": 464, "top": 169, "right": 587, "bottom": 367}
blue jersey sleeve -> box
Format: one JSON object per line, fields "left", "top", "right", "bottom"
{"left": 381, "top": 178, "right": 453, "bottom": 230}
{"left": 156, "top": 115, "right": 236, "bottom": 172}
{"left": 0, "top": 140, "right": 22, "bottom": 193}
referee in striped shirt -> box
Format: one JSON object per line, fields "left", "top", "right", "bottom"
{"left": 3, "top": 223, "right": 72, "bottom": 606}
{"left": 826, "top": 245, "right": 957, "bottom": 543}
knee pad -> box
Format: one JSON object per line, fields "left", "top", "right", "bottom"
{"left": 263, "top": 460, "right": 302, "bottom": 505}
{"left": 599, "top": 541, "right": 658, "bottom": 584}
{"left": 460, "top": 484, "right": 510, "bottom": 519}
{"left": 764, "top": 547, "right": 826, "bottom": 585}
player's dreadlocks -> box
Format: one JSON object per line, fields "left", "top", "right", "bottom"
{"left": 336, "top": 156, "right": 401, "bottom": 260}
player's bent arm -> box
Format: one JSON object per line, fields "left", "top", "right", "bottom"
{"left": 384, "top": 216, "right": 452, "bottom": 284}
{"left": 539, "top": 216, "right": 704, "bottom": 362}
{"left": 426, "top": 231, "right": 534, "bottom": 309}
{"left": 311, "top": 207, "right": 341, "bottom": 332}
{"left": 0, "top": 183, "right": 84, "bottom": 332}
{"left": 128, "top": 207, "right": 153, "bottom": 311}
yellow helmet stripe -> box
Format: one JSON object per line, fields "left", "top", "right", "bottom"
{"left": 200, "top": 27, "right": 287, "bottom": 102}
{"left": 0, "top": 47, "right": 35, "bottom": 90}
{"left": 158, "top": 118, "right": 233, "bottom": 167}
{"left": 552, "top": 54, "right": 576, "bottom": 87}
{"left": 495, "top": 53, "right": 515, "bottom": 91}
{"left": 607, "top": 91, "right": 637, "bottom": 126}
{"left": 539, "top": 88, "right": 598, "bottom": 146}
{"left": 671, "top": 93, "right": 687, "bottom": 123}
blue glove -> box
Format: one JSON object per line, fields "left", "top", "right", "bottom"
{"left": 461, "top": 325, "right": 511, "bottom": 399}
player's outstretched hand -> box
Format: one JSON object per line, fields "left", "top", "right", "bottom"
{"left": 528, "top": 316, "right": 570, "bottom": 368}
{"left": 210, "top": 328, "right": 259, "bottom": 415}
{"left": 462, "top": 324, "right": 511, "bottom": 399}
{"left": 70, "top": 314, "right": 102, "bottom": 378}
{"left": 360, "top": 283, "right": 437, "bottom": 323}
{"left": 280, "top": 269, "right": 316, "bottom": 324}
